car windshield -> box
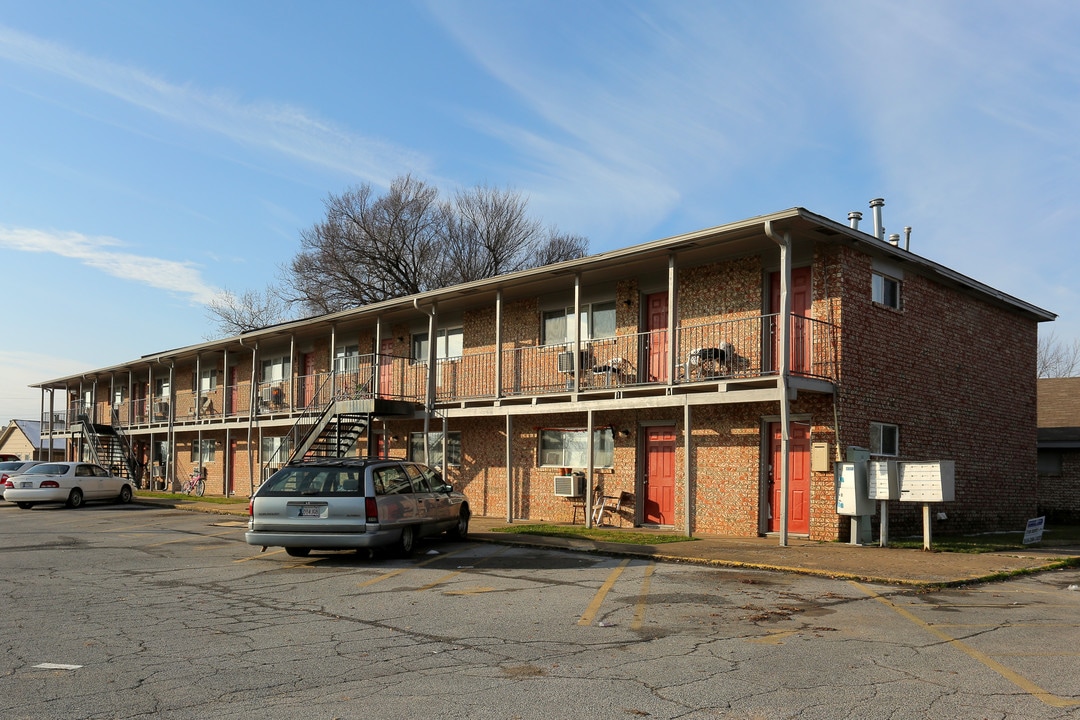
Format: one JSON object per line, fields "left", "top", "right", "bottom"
{"left": 24, "top": 463, "right": 69, "bottom": 475}
{"left": 259, "top": 466, "right": 363, "bottom": 496}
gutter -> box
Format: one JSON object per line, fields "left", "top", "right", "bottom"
{"left": 763, "top": 220, "right": 791, "bottom": 548}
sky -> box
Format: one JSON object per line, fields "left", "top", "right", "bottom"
{"left": 1, "top": 0, "right": 1078, "bottom": 425}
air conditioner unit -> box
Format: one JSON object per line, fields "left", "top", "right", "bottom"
{"left": 557, "top": 351, "right": 574, "bottom": 373}
{"left": 553, "top": 473, "right": 586, "bottom": 497}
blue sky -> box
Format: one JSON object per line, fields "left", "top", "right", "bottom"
{"left": 1, "top": 0, "right": 1078, "bottom": 425}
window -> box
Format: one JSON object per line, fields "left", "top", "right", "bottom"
{"left": 1038, "top": 450, "right": 1062, "bottom": 476}
{"left": 409, "top": 431, "right": 462, "bottom": 467}
{"left": 870, "top": 422, "right": 899, "bottom": 456}
{"left": 872, "top": 273, "right": 901, "bottom": 309}
{"left": 261, "top": 436, "right": 291, "bottom": 465}
{"left": 412, "top": 328, "right": 463, "bottom": 363}
{"left": 198, "top": 368, "right": 218, "bottom": 392}
{"left": 190, "top": 439, "right": 216, "bottom": 463}
{"left": 261, "top": 355, "right": 291, "bottom": 383}
{"left": 538, "top": 428, "right": 614, "bottom": 468}
{"left": 334, "top": 345, "right": 360, "bottom": 373}
{"left": 542, "top": 301, "right": 617, "bottom": 346}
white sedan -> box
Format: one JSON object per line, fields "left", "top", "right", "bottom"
{"left": 3, "top": 462, "right": 134, "bottom": 509}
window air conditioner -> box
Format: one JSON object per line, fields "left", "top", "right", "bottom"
{"left": 557, "top": 351, "right": 574, "bottom": 373}
{"left": 553, "top": 474, "right": 586, "bottom": 497}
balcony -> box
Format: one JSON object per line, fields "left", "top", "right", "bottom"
{"left": 50, "top": 313, "right": 838, "bottom": 435}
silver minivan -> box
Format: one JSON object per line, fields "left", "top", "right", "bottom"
{"left": 245, "top": 457, "right": 470, "bottom": 557}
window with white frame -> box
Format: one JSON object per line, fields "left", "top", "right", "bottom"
{"left": 872, "top": 272, "right": 901, "bottom": 309}
{"left": 261, "top": 355, "right": 291, "bottom": 383}
{"left": 408, "top": 431, "right": 462, "bottom": 467}
{"left": 542, "top": 302, "right": 617, "bottom": 346}
{"left": 261, "top": 436, "right": 291, "bottom": 466}
{"left": 197, "top": 368, "right": 218, "bottom": 392}
{"left": 538, "top": 427, "right": 615, "bottom": 468}
{"left": 190, "top": 439, "right": 216, "bottom": 463}
{"left": 870, "top": 422, "right": 899, "bottom": 456}
{"left": 412, "top": 327, "right": 463, "bottom": 363}
{"left": 334, "top": 345, "right": 360, "bottom": 373}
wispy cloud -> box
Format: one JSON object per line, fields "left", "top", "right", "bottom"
{"left": 0, "top": 227, "right": 221, "bottom": 304}
{"left": 0, "top": 24, "right": 430, "bottom": 187}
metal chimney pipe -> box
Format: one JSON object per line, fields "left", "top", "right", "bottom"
{"left": 903, "top": 226, "right": 912, "bottom": 251}
{"left": 869, "top": 198, "right": 885, "bottom": 240}
{"left": 848, "top": 211, "right": 862, "bottom": 230}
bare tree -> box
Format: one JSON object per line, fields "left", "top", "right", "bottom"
{"left": 1038, "top": 330, "right": 1080, "bottom": 377}
{"left": 205, "top": 285, "right": 292, "bottom": 338}
{"left": 284, "top": 176, "right": 588, "bottom": 313}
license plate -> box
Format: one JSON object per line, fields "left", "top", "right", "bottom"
{"left": 20, "top": 481, "right": 32, "bottom": 488}
{"left": 299, "top": 506, "right": 321, "bottom": 517}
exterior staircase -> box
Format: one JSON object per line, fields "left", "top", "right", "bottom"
{"left": 77, "top": 412, "right": 140, "bottom": 483}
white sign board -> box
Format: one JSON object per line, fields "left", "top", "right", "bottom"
{"left": 898, "top": 460, "right": 955, "bottom": 503}
{"left": 1023, "top": 516, "right": 1045, "bottom": 545}
{"left": 868, "top": 460, "right": 899, "bottom": 500}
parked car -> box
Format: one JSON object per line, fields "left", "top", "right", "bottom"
{"left": 3, "top": 462, "right": 134, "bottom": 509}
{"left": 245, "top": 457, "right": 470, "bottom": 557}
{"left": 0, "top": 460, "right": 44, "bottom": 496}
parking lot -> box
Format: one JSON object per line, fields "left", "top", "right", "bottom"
{"left": 2, "top": 503, "right": 1079, "bottom": 719}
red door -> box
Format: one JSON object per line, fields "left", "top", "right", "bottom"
{"left": 769, "top": 267, "right": 812, "bottom": 374}
{"left": 767, "top": 422, "right": 810, "bottom": 534}
{"left": 378, "top": 339, "right": 395, "bottom": 399}
{"left": 643, "top": 426, "right": 676, "bottom": 525}
{"left": 301, "top": 353, "right": 317, "bottom": 407}
{"left": 228, "top": 367, "right": 240, "bottom": 417}
{"left": 645, "top": 292, "right": 669, "bottom": 382}
{"left": 228, "top": 441, "right": 240, "bottom": 495}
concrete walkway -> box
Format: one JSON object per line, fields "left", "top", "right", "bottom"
{"left": 137, "top": 495, "right": 1080, "bottom": 587}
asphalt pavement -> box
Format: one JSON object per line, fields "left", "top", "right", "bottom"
{"left": 137, "top": 495, "right": 1080, "bottom": 587}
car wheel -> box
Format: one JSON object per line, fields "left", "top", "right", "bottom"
{"left": 397, "top": 525, "right": 415, "bottom": 557}
{"left": 66, "top": 488, "right": 84, "bottom": 509}
{"left": 16, "top": 502, "right": 33, "bottom": 510}
{"left": 285, "top": 547, "right": 311, "bottom": 557}
{"left": 118, "top": 485, "right": 133, "bottom": 504}
{"left": 448, "top": 506, "right": 471, "bottom": 539}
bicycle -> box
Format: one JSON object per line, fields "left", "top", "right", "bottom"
{"left": 183, "top": 468, "right": 206, "bottom": 497}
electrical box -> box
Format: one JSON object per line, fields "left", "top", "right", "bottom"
{"left": 846, "top": 446, "right": 870, "bottom": 463}
{"left": 811, "top": 442, "right": 831, "bottom": 472}
{"left": 835, "top": 462, "right": 874, "bottom": 516}
{"left": 868, "top": 460, "right": 900, "bottom": 500}
{"left": 898, "top": 460, "right": 955, "bottom": 502}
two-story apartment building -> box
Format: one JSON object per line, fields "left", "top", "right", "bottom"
{"left": 31, "top": 204, "right": 1054, "bottom": 541}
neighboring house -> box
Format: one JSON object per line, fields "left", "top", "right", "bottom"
{"left": 0, "top": 419, "right": 66, "bottom": 461}
{"left": 31, "top": 203, "right": 1054, "bottom": 540}
{"left": 1037, "top": 377, "right": 1080, "bottom": 523}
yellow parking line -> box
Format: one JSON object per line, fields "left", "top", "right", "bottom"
{"left": 852, "top": 582, "right": 1080, "bottom": 708}
{"left": 144, "top": 529, "right": 234, "bottom": 549}
{"left": 416, "top": 546, "right": 510, "bottom": 591}
{"left": 358, "top": 546, "right": 473, "bottom": 588}
{"left": 631, "top": 563, "right": 655, "bottom": 630}
{"left": 579, "top": 558, "right": 631, "bottom": 626}
{"left": 235, "top": 548, "right": 285, "bottom": 562}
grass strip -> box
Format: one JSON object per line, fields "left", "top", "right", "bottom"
{"left": 491, "top": 523, "right": 696, "bottom": 545}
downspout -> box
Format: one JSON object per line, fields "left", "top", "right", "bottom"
{"left": 413, "top": 298, "right": 438, "bottom": 468}
{"left": 764, "top": 220, "right": 792, "bottom": 547}
{"left": 239, "top": 337, "right": 257, "bottom": 494}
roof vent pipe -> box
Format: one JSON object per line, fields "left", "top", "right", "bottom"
{"left": 870, "top": 198, "right": 885, "bottom": 240}
{"left": 888, "top": 233, "right": 900, "bottom": 247}
{"left": 904, "top": 226, "right": 912, "bottom": 251}
{"left": 848, "top": 211, "right": 862, "bottom": 230}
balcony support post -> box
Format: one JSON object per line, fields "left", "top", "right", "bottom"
{"left": 765, "top": 220, "right": 792, "bottom": 547}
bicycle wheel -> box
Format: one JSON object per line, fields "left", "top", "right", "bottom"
{"left": 195, "top": 479, "right": 205, "bottom": 497}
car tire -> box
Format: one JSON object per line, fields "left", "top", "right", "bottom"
{"left": 397, "top": 525, "right": 415, "bottom": 557}
{"left": 16, "top": 502, "right": 33, "bottom": 510}
{"left": 285, "top": 547, "right": 311, "bottom": 557}
{"left": 66, "top": 488, "right": 84, "bottom": 509}
{"left": 448, "top": 506, "right": 471, "bottom": 539}
{"left": 118, "top": 485, "right": 133, "bottom": 504}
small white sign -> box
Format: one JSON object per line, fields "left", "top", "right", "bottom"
{"left": 1023, "top": 516, "right": 1046, "bottom": 545}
